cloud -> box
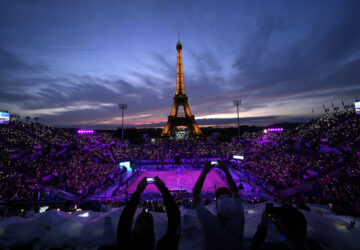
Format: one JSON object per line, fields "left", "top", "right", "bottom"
{"left": 0, "top": 49, "right": 48, "bottom": 76}
{"left": 1, "top": 0, "right": 360, "bottom": 127}
{"left": 229, "top": 2, "right": 360, "bottom": 106}
{"left": 55, "top": 115, "right": 310, "bottom": 129}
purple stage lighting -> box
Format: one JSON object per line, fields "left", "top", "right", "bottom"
{"left": 267, "top": 128, "right": 283, "bottom": 132}
{"left": 77, "top": 129, "right": 94, "bottom": 134}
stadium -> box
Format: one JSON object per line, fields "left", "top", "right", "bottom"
{"left": 1, "top": 110, "right": 360, "bottom": 249}
{"left": 1, "top": 1, "right": 360, "bottom": 249}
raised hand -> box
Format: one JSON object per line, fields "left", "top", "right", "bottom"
{"left": 217, "top": 161, "right": 228, "bottom": 172}
{"left": 203, "top": 161, "right": 212, "bottom": 174}
{"left": 260, "top": 210, "right": 270, "bottom": 225}
{"left": 193, "top": 161, "right": 211, "bottom": 204}
{"left": 154, "top": 176, "right": 166, "bottom": 189}
{"left": 217, "top": 161, "right": 240, "bottom": 199}
{"left": 136, "top": 177, "right": 148, "bottom": 194}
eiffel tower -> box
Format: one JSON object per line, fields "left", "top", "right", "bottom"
{"left": 161, "top": 38, "right": 203, "bottom": 137}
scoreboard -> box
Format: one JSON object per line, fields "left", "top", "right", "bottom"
{"left": 0, "top": 112, "right": 10, "bottom": 124}
{"left": 355, "top": 101, "right": 360, "bottom": 114}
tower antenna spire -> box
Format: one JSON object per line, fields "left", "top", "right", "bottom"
{"left": 178, "top": 33, "right": 180, "bottom": 42}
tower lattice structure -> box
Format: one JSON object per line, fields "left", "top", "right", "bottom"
{"left": 161, "top": 38, "right": 203, "bottom": 137}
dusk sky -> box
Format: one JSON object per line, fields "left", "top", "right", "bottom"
{"left": 1, "top": 0, "right": 359, "bottom": 128}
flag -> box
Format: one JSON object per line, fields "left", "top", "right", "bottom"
{"left": 331, "top": 102, "right": 334, "bottom": 108}
{"left": 342, "top": 99, "right": 345, "bottom": 106}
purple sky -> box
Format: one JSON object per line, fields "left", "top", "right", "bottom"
{"left": 0, "top": 0, "right": 359, "bottom": 128}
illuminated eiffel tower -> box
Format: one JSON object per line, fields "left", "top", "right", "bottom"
{"left": 161, "top": 37, "right": 203, "bottom": 137}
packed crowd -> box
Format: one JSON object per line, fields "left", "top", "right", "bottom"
{"left": 289, "top": 112, "right": 359, "bottom": 148}
{"left": 0, "top": 122, "right": 122, "bottom": 201}
{"left": 11, "top": 163, "right": 324, "bottom": 250}
{"left": 1, "top": 112, "right": 360, "bottom": 216}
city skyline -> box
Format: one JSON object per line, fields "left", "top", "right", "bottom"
{"left": 1, "top": 0, "right": 359, "bottom": 128}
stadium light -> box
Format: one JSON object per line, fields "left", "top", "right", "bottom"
{"left": 119, "top": 104, "right": 128, "bottom": 143}
{"left": 77, "top": 129, "right": 94, "bottom": 134}
{"left": 267, "top": 128, "right": 284, "bottom": 132}
{"left": 233, "top": 100, "right": 241, "bottom": 140}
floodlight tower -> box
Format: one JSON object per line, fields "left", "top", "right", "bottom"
{"left": 119, "top": 104, "right": 128, "bottom": 143}
{"left": 233, "top": 100, "right": 242, "bottom": 140}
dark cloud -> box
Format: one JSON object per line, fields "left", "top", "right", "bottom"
{"left": 23, "top": 76, "right": 170, "bottom": 112}
{"left": 233, "top": 16, "right": 285, "bottom": 73}
{"left": 232, "top": 1, "right": 360, "bottom": 101}
{"left": 0, "top": 49, "right": 48, "bottom": 75}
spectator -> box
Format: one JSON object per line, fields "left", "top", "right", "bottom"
{"left": 193, "top": 161, "right": 244, "bottom": 250}
{"left": 117, "top": 177, "right": 181, "bottom": 250}
{"left": 252, "top": 204, "right": 322, "bottom": 250}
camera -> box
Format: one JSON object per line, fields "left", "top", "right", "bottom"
{"left": 146, "top": 177, "right": 155, "bottom": 183}
{"left": 265, "top": 203, "right": 279, "bottom": 221}
{"left": 265, "top": 203, "right": 275, "bottom": 215}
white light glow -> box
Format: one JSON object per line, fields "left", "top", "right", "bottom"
{"left": 78, "top": 212, "right": 89, "bottom": 217}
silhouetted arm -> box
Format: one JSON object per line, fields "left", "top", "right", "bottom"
{"left": 117, "top": 191, "right": 140, "bottom": 248}
{"left": 218, "top": 163, "right": 240, "bottom": 199}
{"left": 117, "top": 178, "right": 147, "bottom": 248}
{"left": 155, "top": 177, "right": 181, "bottom": 250}
{"left": 251, "top": 212, "right": 269, "bottom": 250}
{"left": 193, "top": 162, "right": 211, "bottom": 205}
